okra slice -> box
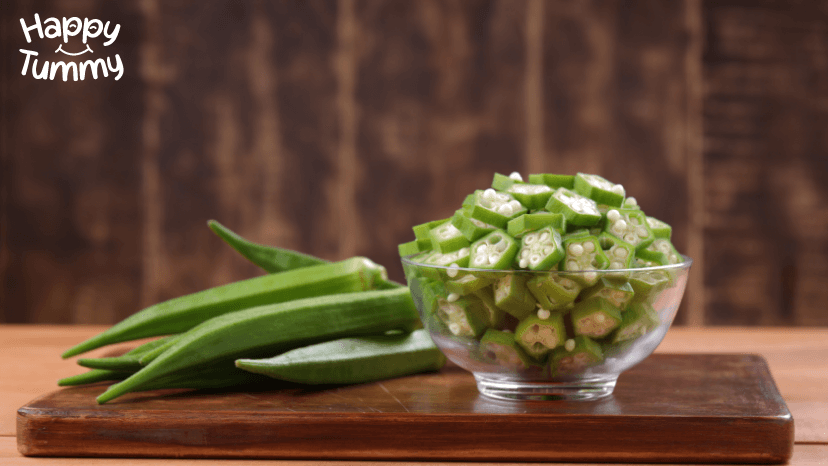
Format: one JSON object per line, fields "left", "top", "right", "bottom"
{"left": 528, "top": 173, "right": 575, "bottom": 190}
{"left": 445, "top": 272, "right": 495, "bottom": 295}
{"left": 622, "top": 197, "right": 641, "bottom": 210}
{"left": 516, "top": 227, "right": 565, "bottom": 270}
{"left": 451, "top": 208, "right": 497, "bottom": 241}
{"left": 469, "top": 189, "right": 528, "bottom": 228}
{"left": 436, "top": 295, "right": 490, "bottom": 338}
{"left": 469, "top": 230, "right": 519, "bottom": 270}
{"left": 421, "top": 280, "right": 449, "bottom": 315}
{"left": 573, "top": 173, "right": 626, "bottom": 207}
{"left": 570, "top": 297, "right": 622, "bottom": 338}
{"left": 598, "top": 232, "right": 635, "bottom": 270}
{"left": 514, "top": 312, "right": 566, "bottom": 360}
{"left": 545, "top": 187, "right": 602, "bottom": 226}
{"left": 526, "top": 274, "right": 581, "bottom": 311}
{"left": 479, "top": 329, "right": 533, "bottom": 370}
{"left": 506, "top": 183, "right": 554, "bottom": 210}
{"left": 611, "top": 302, "right": 660, "bottom": 344}
{"left": 560, "top": 234, "right": 609, "bottom": 286}
{"left": 581, "top": 277, "right": 635, "bottom": 309}
{"left": 507, "top": 212, "right": 565, "bottom": 238}
{"left": 413, "top": 218, "right": 448, "bottom": 241}
{"left": 627, "top": 266, "right": 671, "bottom": 303}
{"left": 638, "top": 238, "right": 682, "bottom": 266}
{"left": 550, "top": 336, "right": 603, "bottom": 376}
{"left": 473, "top": 286, "right": 506, "bottom": 328}
{"left": 491, "top": 172, "right": 521, "bottom": 191}
{"left": 604, "top": 208, "right": 655, "bottom": 250}
{"left": 398, "top": 240, "right": 424, "bottom": 257}
{"left": 493, "top": 274, "right": 537, "bottom": 319}
{"left": 646, "top": 216, "right": 672, "bottom": 239}
{"left": 424, "top": 247, "right": 471, "bottom": 269}
{"left": 429, "top": 222, "right": 470, "bottom": 253}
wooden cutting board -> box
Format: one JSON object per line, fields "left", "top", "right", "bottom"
{"left": 17, "top": 353, "right": 793, "bottom": 463}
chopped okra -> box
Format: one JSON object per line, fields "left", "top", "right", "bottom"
{"left": 550, "top": 336, "right": 603, "bottom": 376}
{"left": 573, "top": 173, "right": 626, "bottom": 207}
{"left": 470, "top": 230, "right": 519, "bottom": 269}
{"left": 526, "top": 274, "right": 581, "bottom": 310}
{"left": 545, "top": 188, "right": 602, "bottom": 226}
{"left": 493, "top": 274, "right": 537, "bottom": 319}
{"left": 515, "top": 313, "right": 566, "bottom": 359}
{"left": 469, "top": 189, "right": 527, "bottom": 228}
{"left": 429, "top": 222, "right": 470, "bottom": 253}
{"left": 571, "top": 297, "right": 622, "bottom": 338}
{"left": 517, "top": 227, "right": 565, "bottom": 271}
{"left": 480, "top": 329, "right": 533, "bottom": 370}
{"left": 436, "top": 295, "right": 489, "bottom": 338}
{"left": 604, "top": 208, "right": 655, "bottom": 250}
{"left": 611, "top": 302, "right": 660, "bottom": 344}
{"left": 507, "top": 212, "right": 565, "bottom": 238}
{"left": 398, "top": 171, "right": 688, "bottom": 378}
{"left": 560, "top": 234, "right": 609, "bottom": 286}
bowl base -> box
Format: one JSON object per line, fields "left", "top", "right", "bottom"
{"left": 474, "top": 374, "right": 617, "bottom": 401}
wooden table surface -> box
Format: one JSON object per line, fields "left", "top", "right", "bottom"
{"left": 2, "top": 325, "right": 826, "bottom": 465}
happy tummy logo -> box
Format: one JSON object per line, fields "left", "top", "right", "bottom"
{"left": 19, "top": 14, "right": 123, "bottom": 81}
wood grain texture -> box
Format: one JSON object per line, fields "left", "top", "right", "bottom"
{"left": 702, "top": 1, "right": 828, "bottom": 325}
{"left": 16, "top": 354, "right": 793, "bottom": 462}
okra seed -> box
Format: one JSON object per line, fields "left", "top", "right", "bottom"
{"left": 626, "top": 196, "right": 638, "bottom": 206}
{"left": 567, "top": 261, "right": 580, "bottom": 271}
{"left": 530, "top": 254, "right": 540, "bottom": 265}
{"left": 496, "top": 193, "right": 510, "bottom": 202}
{"left": 519, "top": 258, "right": 529, "bottom": 268}
{"left": 539, "top": 231, "right": 550, "bottom": 242}
{"left": 509, "top": 200, "right": 522, "bottom": 210}
{"left": 614, "top": 247, "right": 628, "bottom": 258}
{"left": 565, "top": 339, "right": 576, "bottom": 351}
{"left": 537, "top": 309, "right": 551, "bottom": 319}
{"left": 449, "top": 323, "right": 462, "bottom": 335}
{"left": 569, "top": 244, "right": 584, "bottom": 256}
{"left": 488, "top": 254, "right": 499, "bottom": 264}
{"left": 631, "top": 217, "right": 641, "bottom": 226}
{"left": 624, "top": 233, "right": 637, "bottom": 243}
{"left": 524, "top": 234, "right": 537, "bottom": 245}
{"left": 483, "top": 188, "right": 496, "bottom": 199}
{"left": 447, "top": 293, "right": 460, "bottom": 303}
{"left": 596, "top": 313, "right": 605, "bottom": 322}
{"left": 473, "top": 256, "right": 486, "bottom": 266}
{"left": 497, "top": 204, "right": 513, "bottom": 215}
{"left": 543, "top": 246, "right": 553, "bottom": 255}
{"left": 447, "top": 265, "right": 459, "bottom": 277}
{"left": 494, "top": 241, "right": 508, "bottom": 252}
{"left": 584, "top": 272, "right": 597, "bottom": 282}
{"left": 636, "top": 227, "right": 649, "bottom": 238}
{"left": 610, "top": 261, "right": 623, "bottom": 269}
{"left": 614, "top": 219, "right": 628, "bottom": 232}
{"left": 607, "top": 209, "right": 621, "bottom": 222}
{"left": 509, "top": 171, "right": 523, "bottom": 181}
{"left": 520, "top": 249, "right": 530, "bottom": 258}
{"left": 476, "top": 244, "right": 487, "bottom": 254}
{"left": 612, "top": 184, "right": 625, "bottom": 195}
{"left": 584, "top": 241, "right": 595, "bottom": 253}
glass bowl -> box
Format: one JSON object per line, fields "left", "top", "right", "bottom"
{"left": 401, "top": 255, "right": 692, "bottom": 401}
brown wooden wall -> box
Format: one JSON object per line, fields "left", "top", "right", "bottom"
{"left": 1, "top": 0, "right": 826, "bottom": 326}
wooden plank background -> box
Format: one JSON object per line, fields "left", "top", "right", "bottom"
{"left": 1, "top": 0, "right": 826, "bottom": 326}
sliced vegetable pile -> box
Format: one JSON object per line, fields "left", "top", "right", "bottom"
{"left": 61, "top": 221, "right": 444, "bottom": 404}
{"left": 399, "top": 172, "right": 684, "bottom": 376}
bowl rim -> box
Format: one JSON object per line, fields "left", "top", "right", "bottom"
{"left": 401, "top": 253, "right": 693, "bottom": 275}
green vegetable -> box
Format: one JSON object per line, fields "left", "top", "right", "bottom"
{"left": 570, "top": 297, "right": 622, "bottom": 338}
{"left": 526, "top": 274, "right": 581, "bottom": 311}
{"left": 506, "top": 212, "right": 565, "bottom": 238}
{"left": 435, "top": 295, "right": 489, "bottom": 338}
{"left": 96, "top": 287, "right": 420, "bottom": 403}
{"left": 560, "top": 234, "right": 609, "bottom": 286}
{"left": 469, "top": 230, "right": 518, "bottom": 269}
{"left": 62, "top": 257, "right": 387, "bottom": 359}
{"left": 493, "top": 274, "right": 537, "bottom": 319}
{"left": 468, "top": 189, "right": 527, "bottom": 228}
{"left": 235, "top": 329, "right": 445, "bottom": 385}
{"left": 545, "top": 188, "right": 602, "bottom": 227}
{"left": 58, "top": 369, "right": 133, "bottom": 386}
{"left": 479, "top": 329, "right": 533, "bottom": 370}
{"left": 77, "top": 335, "right": 177, "bottom": 371}
{"left": 573, "top": 173, "right": 626, "bottom": 207}
{"left": 514, "top": 312, "right": 566, "bottom": 360}
{"left": 208, "top": 220, "right": 327, "bottom": 273}
{"left": 550, "top": 336, "right": 603, "bottom": 376}
{"left": 516, "top": 227, "right": 564, "bottom": 270}
{"left": 604, "top": 208, "right": 655, "bottom": 250}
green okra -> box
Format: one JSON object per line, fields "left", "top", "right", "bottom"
{"left": 63, "top": 257, "right": 390, "bottom": 359}
{"left": 479, "top": 329, "right": 533, "bottom": 370}
{"left": 598, "top": 232, "right": 635, "bottom": 271}
{"left": 570, "top": 297, "right": 622, "bottom": 338}
{"left": 413, "top": 218, "right": 449, "bottom": 242}
{"left": 603, "top": 208, "right": 655, "bottom": 250}
{"left": 468, "top": 189, "right": 527, "bottom": 228}
{"left": 646, "top": 216, "right": 672, "bottom": 239}
{"left": 208, "top": 220, "right": 327, "bottom": 273}
{"left": 560, "top": 234, "right": 609, "bottom": 286}
{"left": 445, "top": 272, "right": 494, "bottom": 295}
{"left": 137, "top": 334, "right": 183, "bottom": 366}
{"left": 580, "top": 277, "right": 635, "bottom": 309}
{"left": 436, "top": 295, "right": 489, "bottom": 338}
{"left": 429, "top": 222, "right": 470, "bottom": 253}
{"left": 473, "top": 286, "right": 506, "bottom": 328}
{"left": 451, "top": 208, "right": 497, "bottom": 242}
{"left": 506, "top": 183, "right": 555, "bottom": 210}
{"left": 515, "top": 227, "right": 564, "bottom": 270}
{"left": 78, "top": 335, "right": 178, "bottom": 371}
{"left": 491, "top": 172, "right": 521, "bottom": 191}
{"left": 507, "top": 212, "right": 565, "bottom": 238}
{"left": 573, "top": 173, "right": 626, "bottom": 207}
{"left": 235, "top": 329, "right": 446, "bottom": 385}
{"left": 550, "top": 336, "right": 603, "bottom": 376}
{"left": 469, "top": 230, "right": 519, "bottom": 269}
{"left": 545, "top": 188, "right": 602, "bottom": 227}
{"left": 637, "top": 238, "right": 682, "bottom": 266}
{"left": 493, "top": 274, "right": 537, "bottom": 319}
{"left": 611, "top": 302, "right": 660, "bottom": 344}
{"left": 514, "top": 312, "right": 566, "bottom": 360}
{"left": 526, "top": 274, "right": 581, "bottom": 311}
{"left": 58, "top": 369, "right": 134, "bottom": 386}
{"left": 398, "top": 240, "right": 425, "bottom": 257}
{"left": 528, "top": 173, "right": 575, "bottom": 190}
{"left": 96, "top": 287, "right": 420, "bottom": 404}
